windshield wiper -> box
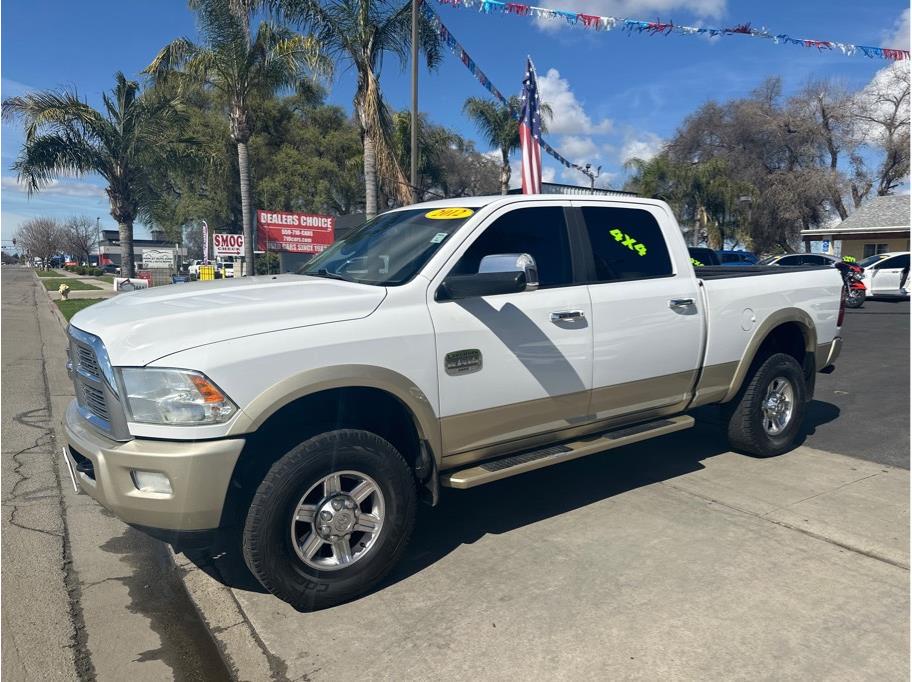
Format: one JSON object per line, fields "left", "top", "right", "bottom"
{"left": 307, "top": 268, "right": 349, "bottom": 281}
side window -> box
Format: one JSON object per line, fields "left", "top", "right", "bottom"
{"left": 582, "top": 207, "right": 673, "bottom": 281}
{"left": 803, "top": 255, "right": 828, "bottom": 266}
{"left": 778, "top": 255, "right": 802, "bottom": 266}
{"left": 451, "top": 206, "right": 573, "bottom": 288}
{"left": 878, "top": 254, "right": 909, "bottom": 269}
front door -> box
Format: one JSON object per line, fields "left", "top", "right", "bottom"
{"left": 572, "top": 201, "right": 704, "bottom": 421}
{"left": 428, "top": 202, "right": 593, "bottom": 458}
{"left": 870, "top": 254, "right": 909, "bottom": 295}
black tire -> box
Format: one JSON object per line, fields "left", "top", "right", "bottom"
{"left": 724, "top": 352, "right": 807, "bottom": 457}
{"left": 846, "top": 288, "right": 865, "bottom": 308}
{"left": 242, "top": 429, "right": 416, "bottom": 610}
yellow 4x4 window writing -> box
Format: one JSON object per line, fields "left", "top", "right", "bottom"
{"left": 581, "top": 207, "right": 673, "bottom": 282}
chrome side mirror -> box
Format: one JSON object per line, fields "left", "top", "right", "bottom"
{"left": 478, "top": 253, "right": 539, "bottom": 292}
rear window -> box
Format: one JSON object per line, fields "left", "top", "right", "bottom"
{"left": 582, "top": 207, "right": 673, "bottom": 281}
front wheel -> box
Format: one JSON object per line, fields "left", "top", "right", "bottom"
{"left": 724, "top": 352, "right": 807, "bottom": 457}
{"left": 242, "top": 429, "right": 416, "bottom": 610}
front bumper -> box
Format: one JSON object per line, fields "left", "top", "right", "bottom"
{"left": 63, "top": 400, "right": 245, "bottom": 531}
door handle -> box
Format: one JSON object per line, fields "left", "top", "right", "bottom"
{"left": 550, "top": 310, "right": 585, "bottom": 322}
{"left": 668, "top": 298, "right": 695, "bottom": 309}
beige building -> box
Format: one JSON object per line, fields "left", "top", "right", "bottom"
{"left": 801, "top": 194, "right": 909, "bottom": 261}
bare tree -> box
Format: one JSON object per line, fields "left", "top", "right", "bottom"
{"left": 63, "top": 216, "right": 97, "bottom": 265}
{"left": 852, "top": 63, "right": 911, "bottom": 199}
{"left": 14, "top": 217, "right": 63, "bottom": 268}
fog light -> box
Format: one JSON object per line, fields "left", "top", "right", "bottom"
{"left": 131, "top": 470, "right": 173, "bottom": 494}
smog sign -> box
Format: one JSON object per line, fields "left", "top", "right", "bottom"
{"left": 213, "top": 232, "right": 245, "bottom": 257}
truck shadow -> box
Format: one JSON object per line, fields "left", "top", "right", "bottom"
{"left": 180, "top": 401, "right": 840, "bottom": 600}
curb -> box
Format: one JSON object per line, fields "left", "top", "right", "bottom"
{"left": 36, "top": 270, "right": 271, "bottom": 681}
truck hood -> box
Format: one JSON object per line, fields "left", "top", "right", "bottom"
{"left": 70, "top": 275, "right": 387, "bottom": 366}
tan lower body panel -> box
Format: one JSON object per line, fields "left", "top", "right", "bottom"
{"left": 689, "top": 361, "right": 739, "bottom": 408}
{"left": 442, "top": 415, "right": 695, "bottom": 489}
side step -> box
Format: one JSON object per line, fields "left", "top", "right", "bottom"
{"left": 441, "top": 415, "right": 694, "bottom": 489}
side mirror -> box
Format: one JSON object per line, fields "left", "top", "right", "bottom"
{"left": 437, "top": 253, "right": 539, "bottom": 301}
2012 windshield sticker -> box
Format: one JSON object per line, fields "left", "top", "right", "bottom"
{"left": 610, "top": 228, "right": 647, "bottom": 257}
{"left": 425, "top": 207, "right": 474, "bottom": 220}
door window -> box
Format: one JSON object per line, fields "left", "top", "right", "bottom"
{"left": 876, "top": 254, "right": 909, "bottom": 270}
{"left": 777, "top": 255, "right": 803, "bottom": 266}
{"left": 450, "top": 206, "right": 573, "bottom": 288}
{"left": 581, "top": 207, "right": 673, "bottom": 281}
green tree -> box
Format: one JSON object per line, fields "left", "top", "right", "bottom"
{"left": 2, "top": 73, "right": 186, "bottom": 277}
{"left": 462, "top": 96, "right": 552, "bottom": 194}
{"left": 277, "top": 0, "right": 442, "bottom": 218}
{"left": 145, "top": 0, "right": 326, "bottom": 270}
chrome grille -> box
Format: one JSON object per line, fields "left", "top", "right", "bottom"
{"left": 67, "top": 326, "right": 129, "bottom": 440}
{"left": 81, "top": 383, "right": 110, "bottom": 421}
{"left": 76, "top": 345, "right": 100, "bottom": 379}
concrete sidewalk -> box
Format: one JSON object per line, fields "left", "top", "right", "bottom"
{"left": 178, "top": 426, "right": 909, "bottom": 681}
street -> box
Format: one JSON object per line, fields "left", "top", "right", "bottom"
{"left": 1, "top": 265, "right": 909, "bottom": 680}
{"left": 1, "top": 267, "right": 228, "bottom": 681}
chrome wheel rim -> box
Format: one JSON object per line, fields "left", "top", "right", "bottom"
{"left": 290, "top": 470, "right": 385, "bottom": 571}
{"left": 761, "top": 376, "right": 795, "bottom": 436}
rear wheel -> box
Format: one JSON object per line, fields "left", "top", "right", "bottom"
{"left": 242, "top": 429, "right": 416, "bottom": 610}
{"left": 725, "top": 353, "right": 807, "bottom": 457}
{"left": 846, "top": 287, "right": 865, "bottom": 308}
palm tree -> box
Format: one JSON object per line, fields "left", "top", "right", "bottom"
{"left": 145, "top": 0, "right": 326, "bottom": 270}
{"left": 463, "top": 96, "right": 552, "bottom": 194}
{"left": 2, "top": 73, "right": 186, "bottom": 277}
{"left": 276, "top": 0, "right": 441, "bottom": 218}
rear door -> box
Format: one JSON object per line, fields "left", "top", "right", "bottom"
{"left": 572, "top": 201, "right": 704, "bottom": 421}
{"left": 428, "top": 202, "right": 594, "bottom": 457}
{"left": 870, "top": 254, "right": 909, "bottom": 294}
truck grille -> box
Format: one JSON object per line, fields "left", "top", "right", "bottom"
{"left": 67, "top": 326, "right": 129, "bottom": 440}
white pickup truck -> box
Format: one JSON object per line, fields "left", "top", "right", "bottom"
{"left": 63, "top": 195, "right": 844, "bottom": 609}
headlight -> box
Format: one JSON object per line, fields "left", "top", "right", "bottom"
{"left": 120, "top": 368, "right": 238, "bottom": 425}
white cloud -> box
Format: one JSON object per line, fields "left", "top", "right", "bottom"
{"left": 619, "top": 131, "right": 664, "bottom": 164}
{"left": 883, "top": 8, "right": 910, "bottom": 50}
{"left": 538, "top": 68, "right": 613, "bottom": 135}
{"left": 558, "top": 135, "right": 600, "bottom": 160}
{"left": 534, "top": 0, "right": 726, "bottom": 32}
{"left": 854, "top": 61, "right": 911, "bottom": 145}
{"left": 1, "top": 176, "right": 107, "bottom": 199}
{"left": 507, "top": 160, "right": 556, "bottom": 189}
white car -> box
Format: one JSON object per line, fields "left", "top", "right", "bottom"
{"left": 187, "top": 260, "right": 203, "bottom": 277}
{"left": 62, "top": 194, "right": 844, "bottom": 610}
{"left": 857, "top": 252, "right": 910, "bottom": 298}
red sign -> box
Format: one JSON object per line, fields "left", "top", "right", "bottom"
{"left": 213, "top": 232, "right": 244, "bottom": 257}
{"left": 256, "top": 210, "right": 335, "bottom": 254}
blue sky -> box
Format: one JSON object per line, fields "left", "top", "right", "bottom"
{"left": 2, "top": 0, "right": 909, "bottom": 246}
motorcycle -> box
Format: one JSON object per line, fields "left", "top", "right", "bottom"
{"left": 837, "top": 261, "right": 866, "bottom": 308}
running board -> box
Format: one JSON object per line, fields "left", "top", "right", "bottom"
{"left": 441, "top": 415, "right": 695, "bottom": 489}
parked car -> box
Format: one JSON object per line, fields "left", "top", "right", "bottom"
{"left": 688, "top": 247, "right": 721, "bottom": 266}
{"left": 187, "top": 260, "right": 203, "bottom": 278}
{"left": 758, "top": 253, "right": 840, "bottom": 267}
{"left": 62, "top": 194, "right": 844, "bottom": 610}
{"left": 857, "top": 251, "right": 910, "bottom": 298}
{"left": 717, "top": 250, "right": 758, "bottom": 266}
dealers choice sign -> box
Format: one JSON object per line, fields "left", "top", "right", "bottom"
{"left": 213, "top": 232, "right": 245, "bottom": 257}
{"left": 256, "top": 210, "right": 335, "bottom": 254}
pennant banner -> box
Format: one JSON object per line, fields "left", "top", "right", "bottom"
{"left": 424, "top": 5, "right": 593, "bottom": 176}
{"left": 437, "top": 0, "right": 911, "bottom": 61}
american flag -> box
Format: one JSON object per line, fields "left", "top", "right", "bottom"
{"left": 519, "top": 57, "right": 542, "bottom": 194}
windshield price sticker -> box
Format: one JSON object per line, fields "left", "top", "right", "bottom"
{"left": 425, "top": 208, "right": 474, "bottom": 220}
{"left": 610, "top": 228, "right": 647, "bottom": 257}
{"left": 430, "top": 232, "right": 449, "bottom": 244}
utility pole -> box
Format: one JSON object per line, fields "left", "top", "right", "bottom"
{"left": 580, "top": 163, "right": 601, "bottom": 190}
{"left": 410, "top": 0, "right": 419, "bottom": 203}
{"left": 95, "top": 217, "right": 101, "bottom": 267}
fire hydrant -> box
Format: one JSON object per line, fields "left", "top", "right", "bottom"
{"left": 58, "top": 283, "right": 70, "bottom": 300}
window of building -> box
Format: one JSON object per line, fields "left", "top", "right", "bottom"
{"left": 863, "top": 243, "right": 890, "bottom": 258}
{"left": 452, "top": 206, "right": 573, "bottom": 288}
{"left": 581, "top": 207, "right": 673, "bottom": 281}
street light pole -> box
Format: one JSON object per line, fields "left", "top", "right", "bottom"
{"left": 410, "top": 0, "right": 419, "bottom": 203}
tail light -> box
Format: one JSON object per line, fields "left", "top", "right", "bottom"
{"left": 837, "top": 287, "right": 846, "bottom": 327}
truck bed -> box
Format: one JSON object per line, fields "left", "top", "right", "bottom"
{"left": 695, "top": 265, "right": 827, "bottom": 279}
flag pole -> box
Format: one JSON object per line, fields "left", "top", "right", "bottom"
{"left": 410, "top": 0, "right": 419, "bottom": 203}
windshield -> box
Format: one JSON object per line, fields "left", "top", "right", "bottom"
{"left": 858, "top": 254, "right": 887, "bottom": 268}
{"left": 298, "top": 207, "right": 476, "bottom": 285}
